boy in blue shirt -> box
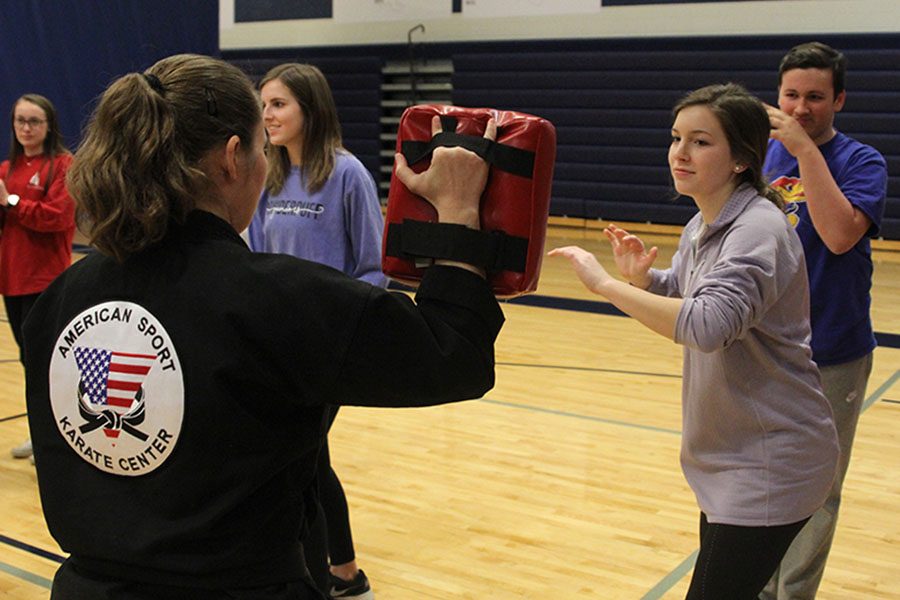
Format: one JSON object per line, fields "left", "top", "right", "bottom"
{"left": 762, "top": 41, "right": 888, "bottom": 600}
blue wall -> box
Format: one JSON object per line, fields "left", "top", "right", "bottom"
{"left": 4, "top": 4, "right": 896, "bottom": 238}
{"left": 224, "top": 33, "right": 900, "bottom": 239}
{"left": 0, "top": 1, "right": 218, "bottom": 158}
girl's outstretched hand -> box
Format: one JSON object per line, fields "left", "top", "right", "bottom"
{"left": 547, "top": 245, "right": 613, "bottom": 296}
{"left": 603, "top": 224, "right": 657, "bottom": 289}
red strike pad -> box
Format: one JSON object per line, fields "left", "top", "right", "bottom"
{"left": 382, "top": 104, "right": 556, "bottom": 297}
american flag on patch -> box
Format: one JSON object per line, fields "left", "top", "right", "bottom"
{"left": 74, "top": 347, "right": 156, "bottom": 409}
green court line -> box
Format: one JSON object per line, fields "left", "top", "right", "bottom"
{"left": 641, "top": 549, "right": 698, "bottom": 600}
{"left": 0, "top": 561, "right": 52, "bottom": 589}
{"left": 863, "top": 369, "right": 900, "bottom": 411}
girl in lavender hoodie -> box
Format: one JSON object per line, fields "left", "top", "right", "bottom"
{"left": 550, "top": 83, "right": 838, "bottom": 600}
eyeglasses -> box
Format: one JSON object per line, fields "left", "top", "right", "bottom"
{"left": 14, "top": 117, "right": 47, "bottom": 129}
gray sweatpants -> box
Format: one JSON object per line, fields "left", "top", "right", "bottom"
{"left": 760, "top": 352, "right": 873, "bottom": 600}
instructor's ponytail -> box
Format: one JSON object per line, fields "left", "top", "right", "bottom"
{"left": 69, "top": 54, "right": 260, "bottom": 261}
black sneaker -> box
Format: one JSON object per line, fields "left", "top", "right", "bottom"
{"left": 329, "top": 569, "right": 375, "bottom": 600}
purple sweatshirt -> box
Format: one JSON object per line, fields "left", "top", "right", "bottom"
{"left": 248, "top": 151, "right": 387, "bottom": 288}
{"left": 648, "top": 184, "right": 839, "bottom": 526}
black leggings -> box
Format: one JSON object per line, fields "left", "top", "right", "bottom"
{"left": 304, "top": 405, "right": 357, "bottom": 594}
{"left": 4, "top": 293, "right": 40, "bottom": 365}
{"left": 318, "top": 405, "right": 356, "bottom": 566}
{"left": 686, "top": 512, "right": 809, "bottom": 600}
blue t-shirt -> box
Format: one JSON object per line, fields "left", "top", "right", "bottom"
{"left": 764, "top": 132, "right": 887, "bottom": 366}
{"left": 248, "top": 151, "right": 387, "bottom": 288}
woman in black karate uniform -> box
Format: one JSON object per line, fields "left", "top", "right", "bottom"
{"left": 23, "top": 53, "right": 501, "bottom": 600}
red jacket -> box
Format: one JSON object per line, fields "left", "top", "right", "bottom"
{"left": 0, "top": 153, "right": 75, "bottom": 296}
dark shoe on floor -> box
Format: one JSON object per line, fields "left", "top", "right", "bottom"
{"left": 329, "top": 569, "right": 374, "bottom": 600}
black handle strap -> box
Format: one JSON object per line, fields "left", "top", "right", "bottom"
{"left": 400, "top": 119, "right": 535, "bottom": 179}
{"left": 386, "top": 220, "right": 528, "bottom": 273}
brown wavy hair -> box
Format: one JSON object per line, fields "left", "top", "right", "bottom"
{"left": 260, "top": 63, "right": 342, "bottom": 195}
{"left": 673, "top": 83, "right": 784, "bottom": 210}
{"left": 68, "top": 54, "right": 261, "bottom": 262}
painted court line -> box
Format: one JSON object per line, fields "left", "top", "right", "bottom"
{"left": 0, "top": 535, "right": 65, "bottom": 563}
{"left": 0, "top": 412, "right": 27, "bottom": 424}
{"left": 480, "top": 397, "right": 682, "bottom": 436}
{"left": 0, "top": 561, "right": 52, "bottom": 589}
{"left": 512, "top": 293, "right": 900, "bottom": 350}
{"left": 863, "top": 369, "right": 900, "bottom": 411}
{"left": 640, "top": 549, "right": 699, "bottom": 600}
{"left": 0, "top": 534, "right": 62, "bottom": 590}
{"left": 498, "top": 361, "right": 682, "bottom": 379}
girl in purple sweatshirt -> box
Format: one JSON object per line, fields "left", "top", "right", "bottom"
{"left": 551, "top": 83, "right": 838, "bottom": 600}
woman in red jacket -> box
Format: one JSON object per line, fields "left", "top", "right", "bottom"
{"left": 0, "top": 94, "right": 75, "bottom": 460}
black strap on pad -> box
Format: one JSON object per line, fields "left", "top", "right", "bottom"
{"left": 400, "top": 117, "right": 535, "bottom": 179}
{"left": 386, "top": 220, "right": 528, "bottom": 273}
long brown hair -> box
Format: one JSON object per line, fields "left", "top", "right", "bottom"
{"left": 6, "top": 94, "right": 70, "bottom": 193}
{"left": 260, "top": 63, "right": 342, "bottom": 195}
{"left": 673, "top": 83, "right": 784, "bottom": 210}
{"left": 68, "top": 54, "right": 261, "bottom": 262}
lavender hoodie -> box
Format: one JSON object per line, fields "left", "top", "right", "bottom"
{"left": 248, "top": 151, "right": 387, "bottom": 288}
{"left": 648, "top": 184, "right": 839, "bottom": 526}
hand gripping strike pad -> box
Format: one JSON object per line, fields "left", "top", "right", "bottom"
{"left": 382, "top": 105, "right": 556, "bottom": 297}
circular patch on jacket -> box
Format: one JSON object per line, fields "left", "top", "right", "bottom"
{"left": 48, "top": 301, "right": 184, "bottom": 476}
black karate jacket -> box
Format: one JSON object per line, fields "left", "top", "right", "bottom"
{"left": 23, "top": 210, "right": 504, "bottom": 594}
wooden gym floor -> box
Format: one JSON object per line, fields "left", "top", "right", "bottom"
{"left": 1, "top": 222, "right": 898, "bottom": 598}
